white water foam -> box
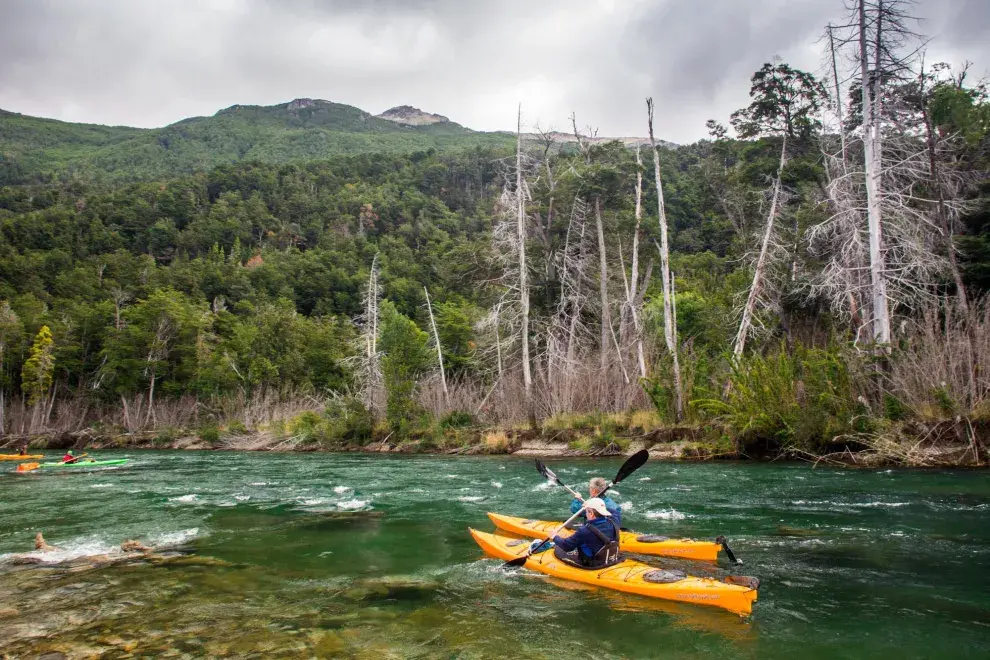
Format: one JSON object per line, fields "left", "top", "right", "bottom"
{"left": 299, "top": 498, "right": 331, "bottom": 506}
{"left": 333, "top": 485, "right": 352, "bottom": 494}
{"left": 169, "top": 494, "right": 198, "bottom": 503}
{"left": 792, "top": 500, "right": 909, "bottom": 508}
{"left": 336, "top": 498, "right": 370, "bottom": 511}
{"left": 153, "top": 528, "right": 200, "bottom": 547}
{"left": 235, "top": 494, "right": 250, "bottom": 501}
{"left": 0, "top": 536, "right": 118, "bottom": 565}
{"left": 620, "top": 501, "right": 634, "bottom": 512}
{"left": 458, "top": 495, "right": 486, "bottom": 503}
{"left": 645, "top": 509, "right": 688, "bottom": 521}
{"left": 90, "top": 483, "right": 114, "bottom": 489}
{"left": 491, "top": 481, "right": 503, "bottom": 489}
{"left": 638, "top": 477, "right": 651, "bottom": 482}
{"left": 532, "top": 480, "right": 555, "bottom": 492}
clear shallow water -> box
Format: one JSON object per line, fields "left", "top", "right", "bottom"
{"left": 1, "top": 452, "right": 988, "bottom": 658}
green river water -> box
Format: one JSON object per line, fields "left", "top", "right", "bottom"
{"left": 1, "top": 451, "right": 988, "bottom": 659}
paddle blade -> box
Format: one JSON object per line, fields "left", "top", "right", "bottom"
{"left": 534, "top": 458, "right": 548, "bottom": 479}
{"left": 16, "top": 462, "right": 39, "bottom": 472}
{"left": 613, "top": 449, "right": 649, "bottom": 485}
{"left": 716, "top": 535, "right": 743, "bottom": 565}
{"left": 503, "top": 555, "right": 529, "bottom": 568}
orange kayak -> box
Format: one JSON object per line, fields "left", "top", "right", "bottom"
{"left": 487, "top": 513, "right": 722, "bottom": 562}
{"left": 470, "top": 528, "right": 758, "bottom": 616}
{"left": 0, "top": 454, "right": 43, "bottom": 461}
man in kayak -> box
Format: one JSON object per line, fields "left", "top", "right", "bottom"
{"left": 570, "top": 477, "right": 622, "bottom": 526}
{"left": 62, "top": 450, "right": 78, "bottom": 464}
{"left": 545, "top": 498, "right": 620, "bottom": 569}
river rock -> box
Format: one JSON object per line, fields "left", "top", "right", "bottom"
{"left": 340, "top": 575, "right": 440, "bottom": 602}
{"left": 0, "top": 607, "right": 19, "bottom": 618}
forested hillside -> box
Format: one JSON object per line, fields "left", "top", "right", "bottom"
{"left": 0, "top": 99, "right": 513, "bottom": 184}
{"left": 2, "top": 3, "right": 989, "bottom": 464}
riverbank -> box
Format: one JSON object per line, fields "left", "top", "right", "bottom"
{"left": 4, "top": 411, "right": 987, "bottom": 467}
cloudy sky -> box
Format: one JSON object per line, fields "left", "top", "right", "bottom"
{"left": 1, "top": 0, "right": 988, "bottom": 142}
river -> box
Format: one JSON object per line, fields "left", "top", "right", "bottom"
{"left": 1, "top": 451, "right": 988, "bottom": 658}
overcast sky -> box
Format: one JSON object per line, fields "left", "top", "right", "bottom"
{"left": 1, "top": 0, "right": 988, "bottom": 143}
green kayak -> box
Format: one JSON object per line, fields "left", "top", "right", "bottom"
{"left": 37, "top": 459, "right": 129, "bottom": 469}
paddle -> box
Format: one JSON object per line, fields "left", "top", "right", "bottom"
{"left": 715, "top": 535, "right": 743, "bottom": 565}
{"left": 503, "top": 507, "right": 587, "bottom": 568}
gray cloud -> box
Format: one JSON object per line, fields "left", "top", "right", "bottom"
{"left": 0, "top": 0, "right": 987, "bottom": 142}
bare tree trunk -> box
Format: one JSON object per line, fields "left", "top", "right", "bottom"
{"left": 423, "top": 287, "right": 449, "bottom": 407}
{"left": 646, "top": 98, "right": 683, "bottom": 421}
{"left": 631, "top": 146, "right": 647, "bottom": 379}
{"left": 734, "top": 135, "right": 788, "bottom": 358}
{"left": 146, "top": 369, "right": 156, "bottom": 426}
{"left": 516, "top": 105, "right": 534, "bottom": 426}
{"left": 594, "top": 196, "right": 611, "bottom": 370}
{"left": 827, "top": 24, "right": 848, "bottom": 168}
{"left": 860, "top": 0, "right": 892, "bottom": 346}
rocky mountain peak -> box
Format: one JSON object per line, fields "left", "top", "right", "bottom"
{"left": 377, "top": 105, "right": 450, "bottom": 126}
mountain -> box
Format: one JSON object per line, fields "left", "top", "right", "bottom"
{"left": 0, "top": 98, "right": 513, "bottom": 184}
{"left": 0, "top": 99, "right": 672, "bottom": 185}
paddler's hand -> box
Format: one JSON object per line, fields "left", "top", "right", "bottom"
{"left": 529, "top": 539, "right": 551, "bottom": 554}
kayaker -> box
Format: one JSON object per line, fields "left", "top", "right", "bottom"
{"left": 62, "top": 450, "right": 78, "bottom": 464}
{"left": 19, "top": 444, "right": 28, "bottom": 456}
{"left": 544, "top": 498, "right": 620, "bottom": 569}
{"left": 569, "top": 477, "right": 622, "bottom": 526}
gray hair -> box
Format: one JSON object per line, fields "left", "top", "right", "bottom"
{"left": 589, "top": 477, "right": 607, "bottom": 495}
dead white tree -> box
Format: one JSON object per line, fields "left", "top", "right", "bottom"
{"left": 516, "top": 105, "right": 534, "bottom": 416}
{"left": 546, "top": 196, "right": 593, "bottom": 413}
{"left": 646, "top": 98, "right": 683, "bottom": 420}
{"left": 144, "top": 316, "right": 176, "bottom": 425}
{"left": 423, "top": 286, "right": 449, "bottom": 408}
{"left": 858, "top": 0, "right": 892, "bottom": 346}
{"left": 733, "top": 134, "right": 789, "bottom": 358}
{"left": 354, "top": 253, "right": 383, "bottom": 416}
{"left": 620, "top": 146, "right": 649, "bottom": 379}
{"left": 571, "top": 114, "right": 615, "bottom": 371}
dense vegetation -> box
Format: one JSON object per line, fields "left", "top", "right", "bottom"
{"left": 1, "top": 6, "right": 989, "bottom": 463}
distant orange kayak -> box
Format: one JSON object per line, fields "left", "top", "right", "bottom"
{"left": 470, "top": 528, "right": 758, "bottom": 615}
{"left": 0, "top": 454, "right": 43, "bottom": 461}
{"left": 487, "top": 513, "right": 722, "bottom": 562}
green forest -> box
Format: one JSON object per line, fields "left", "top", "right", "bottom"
{"left": 1, "top": 6, "right": 989, "bottom": 464}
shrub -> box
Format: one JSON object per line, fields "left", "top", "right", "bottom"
{"left": 482, "top": 431, "right": 510, "bottom": 453}
{"left": 198, "top": 424, "right": 221, "bottom": 447}
{"left": 438, "top": 410, "right": 476, "bottom": 429}
{"left": 693, "top": 345, "right": 872, "bottom": 453}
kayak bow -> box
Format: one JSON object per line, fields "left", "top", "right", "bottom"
{"left": 488, "top": 513, "right": 722, "bottom": 562}
{"left": 0, "top": 454, "right": 44, "bottom": 461}
{"left": 470, "top": 528, "right": 757, "bottom": 615}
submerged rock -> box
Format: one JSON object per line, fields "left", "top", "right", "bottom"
{"left": 338, "top": 575, "right": 440, "bottom": 602}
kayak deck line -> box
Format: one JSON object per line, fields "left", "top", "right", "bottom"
{"left": 470, "top": 528, "right": 757, "bottom": 616}
{"left": 487, "top": 512, "right": 722, "bottom": 562}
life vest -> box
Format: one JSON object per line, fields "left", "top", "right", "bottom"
{"left": 583, "top": 518, "right": 620, "bottom": 567}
